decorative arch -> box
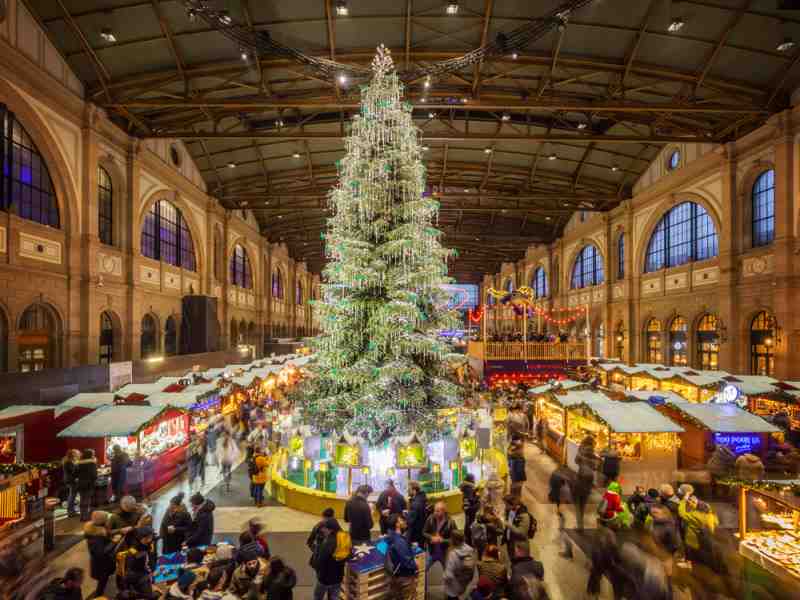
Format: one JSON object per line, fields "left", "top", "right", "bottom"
{"left": 99, "top": 309, "right": 123, "bottom": 364}
{"left": 636, "top": 192, "right": 721, "bottom": 274}
{"left": 696, "top": 313, "right": 720, "bottom": 370}
{"left": 17, "top": 302, "right": 63, "bottom": 371}
{"left": 0, "top": 80, "right": 78, "bottom": 234}
{"left": 229, "top": 243, "right": 253, "bottom": 289}
{"left": 570, "top": 244, "right": 604, "bottom": 289}
{"left": 140, "top": 313, "right": 160, "bottom": 358}
{"left": 737, "top": 160, "right": 775, "bottom": 248}
{"left": 137, "top": 189, "right": 204, "bottom": 274}
{"left": 751, "top": 169, "right": 775, "bottom": 248}
{"left": 97, "top": 155, "right": 125, "bottom": 248}
{"left": 164, "top": 314, "right": 178, "bottom": 356}
{"left": 643, "top": 201, "right": 718, "bottom": 273}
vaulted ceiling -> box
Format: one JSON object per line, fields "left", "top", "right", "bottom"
{"left": 25, "top": 0, "right": 800, "bottom": 282}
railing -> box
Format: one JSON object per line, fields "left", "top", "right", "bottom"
{"left": 467, "top": 341, "right": 588, "bottom": 361}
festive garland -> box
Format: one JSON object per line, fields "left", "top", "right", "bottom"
{"left": 717, "top": 477, "right": 800, "bottom": 496}
{"left": 0, "top": 462, "right": 59, "bottom": 477}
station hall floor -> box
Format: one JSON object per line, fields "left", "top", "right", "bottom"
{"left": 46, "top": 444, "right": 739, "bottom": 599}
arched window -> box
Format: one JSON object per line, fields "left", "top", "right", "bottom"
{"left": 140, "top": 315, "right": 158, "bottom": 358}
{"left": 272, "top": 269, "right": 284, "bottom": 299}
{"left": 697, "top": 314, "right": 719, "bottom": 370}
{"left": 0, "top": 104, "right": 59, "bottom": 228}
{"left": 668, "top": 150, "right": 681, "bottom": 171}
{"left": 141, "top": 200, "right": 196, "bottom": 271}
{"left": 230, "top": 244, "right": 252, "bottom": 289}
{"left": 751, "top": 311, "right": 775, "bottom": 376}
{"left": 752, "top": 170, "right": 775, "bottom": 247}
{"left": 646, "top": 318, "right": 662, "bottom": 364}
{"left": 99, "top": 311, "right": 114, "bottom": 364}
{"left": 531, "top": 267, "right": 547, "bottom": 298}
{"left": 644, "top": 202, "right": 717, "bottom": 272}
{"left": 571, "top": 245, "right": 604, "bottom": 289}
{"left": 670, "top": 316, "right": 688, "bottom": 366}
{"left": 18, "top": 304, "right": 59, "bottom": 372}
{"left": 98, "top": 167, "right": 113, "bottom": 246}
{"left": 617, "top": 233, "right": 625, "bottom": 280}
{"left": 296, "top": 281, "right": 303, "bottom": 305}
{"left": 165, "top": 316, "right": 178, "bottom": 356}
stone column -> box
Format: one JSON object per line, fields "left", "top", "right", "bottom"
{"left": 716, "top": 144, "right": 739, "bottom": 373}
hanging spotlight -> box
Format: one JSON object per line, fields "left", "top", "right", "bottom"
{"left": 611, "top": 164, "right": 620, "bottom": 172}
{"left": 428, "top": 111, "right": 436, "bottom": 119}
{"left": 240, "top": 48, "right": 250, "bottom": 61}
{"left": 422, "top": 145, "right": 430, "bottom": 151}
{"left": 275, "top": 119, "right": 285, "bottom": 128}
{"left": 777, "top": 37, "right": 797, "bottom": 52}
{"left": 547, "top": 152, "right": 558, "bottom": 161}
{"left": 292, "top": 151, "right": 301, "bottom": 159}
{"left": 227, "top": 162, "right": 237, "bottom": 169}
{"left": 446, "top": 0, "right": 459, "bottom": 15}
{"left": 335, "top": 0, "right": 349, "bottom": 17}
{"left": 667, "top": 17, "right": 684, "bottom": 33}
{"left": 100, "top": 28, "right": 117, "bottom": 43}
{"left": 501, "top": 112, "right": 511, "bottom": 121}
{"left": 219, "top": 10, "right": 232, "bottom": 25}
{"left": 577, "top": 121, "right": 588, "bottom": 130}
{"left": 424, "top": 76, "right": 431, "bottom": 89}
{"left": 461, "top": 97, "right": 468, "bottom": 103}
{"left": 511, "top": 51, "right": 519, "bottom": 60}
{"left": 421, "top": 97, "right": 428, "bottom": 103}
{"left": 337, "top": 73, "right": 348, "bottom": 85}
{"left": 484, "top": 147, "right": 493, "bottom": 154}
{"left": 187, "top": 8, "right": 197, "bottom": 23}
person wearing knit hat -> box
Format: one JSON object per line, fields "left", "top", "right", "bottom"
{"left": 229, "top": 548, "right": 268, "bottom": 597}
{"left": 160, "top": 491, "right": 192, "bottom": 554}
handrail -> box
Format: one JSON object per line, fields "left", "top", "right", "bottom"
{"left": 467, "top": 342, "right": 587, "bottom": 361}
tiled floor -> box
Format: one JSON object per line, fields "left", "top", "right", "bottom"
{"left": 49, "top": 444, "right": 619, "bottom": 599}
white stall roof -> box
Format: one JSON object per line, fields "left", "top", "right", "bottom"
{"left": 115, "top": 383, "right": 168, "bottom": 398}
{"left": 674, "top": 372, "right": 725, "bottom": 387}
{"left": 145, "top": 392, "right": 199, "bottom": 409}
{"left": 232, "top": 373, "right": 259, "bottom": 387}
{"left": 203, "top": 368, "right": 227, "bottom": 378}
{"left": 0, "top": 405, "right": 53, "bottom": 420}
{"left": 182, "top": 382, "right": 220, "bottom": 397}
{"left": 551, "top": 389, "right": 610, "bottom": 408}
{"left": 624, "top": 390, "right": 687, "bottom": 404}
{"left": 665, "top": 399, "right": 781, "bottom": 433}
{"left": 529, "top": 380, "right": 586, "bottom": 394}
{"left": 722, "top": 375, "right": 781, "bottom": 396}
{"left": 58, "top": 404, "right": 167, "bottom": 438}
{"left": 55, "top": 393, "right": 116, "bottom": 417}
{"left": 579, "top": 401, "right": 684, "bottom": 433}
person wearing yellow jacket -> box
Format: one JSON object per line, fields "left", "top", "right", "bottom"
{"left": 678, "top": 495, "right": 719, "bottom": 566}
{"left": 251, "top": 453, "right": 271, "bottom": 507}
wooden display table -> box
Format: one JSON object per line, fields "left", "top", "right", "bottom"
{"left": 343, "top": 539, "right": 426, "bottom": 600}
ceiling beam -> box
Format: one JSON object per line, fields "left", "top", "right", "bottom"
{"left": 693, "top": 0, "right": 752, "bottom": 96}
{"left": 471, "top": 0, "right": 494, "bottom": 98}
{"left": 621, "top": 0, "right": 659, "bottom": 90}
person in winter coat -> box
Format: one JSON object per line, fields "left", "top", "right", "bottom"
{"left": 600, "top": 447, "right": 621, "bottom": 485}
{"left": 110, "top": 445, "right": 131, "bottom": 503}
{"left": 217, "top": 432, "right": 239, "bottom": 491}
{"left": 508, "top": 540, "right": 546, "bottom": 600}
{"left": 75, "top": 449, "right": 98, "bottom": 522}
{"left": 260, "top": 556, "right": 297, "bottom": 600}
{"left": 108, "top": 495, "right": 146, "bottom": 548}
{"left": 343, "top": 485, "right": 373, "bottom": 545}
{"left": 644, "top": 504, "right": 681, "bottom": 577}
{"left": 311, "top": 518, "right": 346, "bottom": 600}
{"left": 386, "top": 514, "right": 418, "bottom": 600}
{"left": 307, "top": 508, "right": 335, "bottom": 556}
{"left": 477, "top": 545, "right": 507, "bottom": 597}
{"left": 121, "top": 526, "right": 157, "bottom": 599}
{"left": 160, "top": 492, "right": 193, "bottom": 554}
{"left": 678, "top": 495, "right": 719, "bottom": 566}
{"left": 165, "top": 569, "right": 196, "bottom": 600}
{"left": 83, "top": 511, "right": 117, "bottom": 598}
{"left": 598, "top": 481, "right": 628, "bottom": 529}
{"left": 239, "top": 517, "right": 271, "bottom": 559}
{"left": 186, "top": 492, "right": 216, "bottom": 548}
{"left": 423, "top": 501, "right": 457, "bottom": 571}
{"left": 707, "top": 444, "right": 736, "bottom": 479}
{"left": 735, "top": 453, "right": 765, "bottom": 481}
{"left": 406, "top": 481, "right": 428, "bottom": 546}
{"left": 547, "top": 466, "right": 569, "bottom": 515}
{"left": 376, "top": 479, "right": 407, "bottom": 535}
{"left": 229, "top": 547, "right": 268, "bottom": 598}
{"left": 187, "top": 437, "right": 207, "bottom": 491}
{"left": 507, "top": 435, "right": 527, "bottom": 496}
{"left": 474, "top": 504, "right": 503, "bottom": 560}
{"left": 460, "top": 474, "right": 480, "bottom": 546}
{"left": 193, "top": 566, "right": 238, "bottom": 600}
{"left": 470, "top": 576, "right": 496, "bottom": 600}
{"left": 443, "top": 530, "right": 475, "bottom": 600}
{"left": 504, "top": 495, "right": 533, "bottom": 558}
{"left": 62, "top": 450, "right": 79, "bottom": 518}
{"left": 38, "top": 567, "right": 85, "bottom": 600}
{"left": 251, "top": 453, "right": 270, "bottom": 507}
{"left": 572, "top": 436, "right": 597, "bottom": 531}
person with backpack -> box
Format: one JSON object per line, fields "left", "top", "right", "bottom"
{"left": 119, "top": 526, "right": 158, "bottom": 599}
{"left": 507, "top": 435, "right": 527, "bottom": 497}
{"left": 508, "top": 540, "right": 547, "bottom": 600}
{"left": 473, "top": 504, "right": 502, "bottom": 560}
{"left": 343, "top": 485, "right": 373, "bottom": 545}
{"left": 307, "top": 508, "right": 335, "bottom": 555}
{"left": 406, "top": 481, "right": 428, "bottom": 546}
{"left": 186, "top": 492, "right": 216, "bottom": 548}
{"left": 504, "top": 495, "right": 535, "bottom": 558}
{"left": 39, "top": 567, "right": 84, "bottom": 600}
{"left": 311, "top": 518, "right": 348, "bottom": 600}
{"left": 477, "top": 544, "right": 507, "bottom": 597}
{"left": 385, "top": 514, "right": 418, "bottom": 600}
{"left": 422, "top": 501, "right": 457, "bottom": 572}
{"left": 376, "top": 479, "right": 406, "bottom": 535}
{"left": 444, "top": 529, "right": 475, "bottom": 600}
{"left": 460, "top": 473, "right": 480, "bottom": 546}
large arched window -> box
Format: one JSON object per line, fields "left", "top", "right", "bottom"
{"left": 670, "top": 316, "right": 688, "bottom": 366}
{"left": 230, "top": 244, "right": 252, "bottom": 289}
{"left": 272, "top": 269, "right": 284, "bottom": 300}
{"left": 19, "top": 304, "right": 59, "bottom": 371}
{"left": 165, "top": 316, "right": 178, "bottom": 356}
{"left": 0, "top": 104, "right": 59, "bottom": 228}
{"left": 617, "top": 233, "right": 625, "bottom": 280}
{"left": 531, "top": 267, "right": 547, "bottom": 298}
{"left": 98, "top": 167, "right": 113, "bottom": 246}
{"left": 571, "top": 245, "right": 604, "bottom": 289}
{"left": 644, "top": 202, "right": 717, "bottom": 272}
{"left": 751, "top": 311, "right": 775, "bottom": 376}
{"left": 646, "top": 318, "right": 662, "bottom": 364}
{"left": 141, "top": 200, "right": 196, "bottom": 271}
{"left": 140, "top": 315, "right": 158, "bottom": 358}
{"left": 697, "top": 314, "right": 719, "bottom": 370}
{"left": 752, "top": 170, "right": 775, "bottom": 248}
{"left": 99, "top": 311, "right": 114, "bottom": 364}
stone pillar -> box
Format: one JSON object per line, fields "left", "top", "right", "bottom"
{"left": 717, "top": 144, "right": 739, "bottom": 373}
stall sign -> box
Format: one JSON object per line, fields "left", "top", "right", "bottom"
{"left": 717, "top": 383, "right": 747, "bottom": 409}
{"left": 109, "top": 361, "right": 133, "bottom": 392}
{"left": 713, "top": 432, "right": 761, "bottom": 455}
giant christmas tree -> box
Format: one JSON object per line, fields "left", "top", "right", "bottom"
{"left": 298, "top": 46, "right": 464, "bottom": 444}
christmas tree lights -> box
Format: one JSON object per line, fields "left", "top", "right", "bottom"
{"left": 297, "top": 46, "right": 464, "bottom": 444}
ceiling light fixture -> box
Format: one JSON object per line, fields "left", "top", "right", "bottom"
{"left": 219, "top": 10, "right": 232, "bottom": 25}
{"left": 501, "top": 112, "right": 511, "bottom": 121}
{"left": 292, "top": 151, "right": 301, "bottom": 158}
{"left": 275, "top": 118, "right": 284, "bottom": 127}
{"left": 227, "top": 162, "right": 237, "bottom": 169}
{"left": 461, "top": 97, "right": 468, "bottom": 103}
{"left": 777, "top": 37, "right": 797, "bottom": 52}
{"left": 337, "top": 73, "right": 348, "bottom": 85}
{"left": 484, "top": 147, "right": 493, "bottom": 154}
{"left": 421, "top": 97, "right": 427, "bottom": 103}
{"left": 424, "top": 76, "right": 431, "bottom": 89}
{"left": 668, "top": 17, "right": 684, "bottom": 33}
{"left": 446, "top": 0, "right": 459, "bottom": 15}
{"left": 335, "top": 0, "right": 349, "bottom": 17}
{"left": 611, "top": 164, "right": 620, "bottom": 172}
{"left": 422, "top": 145, "right": 430, "bottom": 151}
{"left": 428, "top": 111, "right": 436, "bottom": 119}
{"left": 511, "top": 51, "right": 519, "bottom": 60}
{"left": 100, "top": 28, "right": 117, "bottom": 43}
{"left": 240, "top": 48, "right": 249, "bottom": 61}
{"left": 547, "top": 153, "right": 557, "bottom": 161}
{"left": 187, "top": 8, "right": 197, "bottom": 23}
{"left": 577, "top": 122, "right": 588, "bottom": 130}
{"left": 464, "top": 188, "right": 471, "bottom": 193}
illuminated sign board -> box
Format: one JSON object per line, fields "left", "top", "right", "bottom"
{"left": 439, "top": 284, "right": 479, "bottom": 311}
{"left": 713, "top": 432, "right": 761, "bottom": 456}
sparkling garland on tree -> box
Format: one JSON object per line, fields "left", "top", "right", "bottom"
{"left": 295, "top": 46, "right": 465, "bottom": 444}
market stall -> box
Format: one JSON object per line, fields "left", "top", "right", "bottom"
{"left": 659, "top": 371, "right": 722, "bottom": 403}
{"left": 656, "top": 399, "right": 781, "bottom": 469}
{"left": 735, "top": 481, "right": 800, "bottom": 594}
{"left": 732, "top": 377, "right": 800, "bottom": 437}
{"left": 0, "top": 405, "right": 95, "bottom": 463}
{"left": 535, "top": 389, "right": 610, "bottom": 463}
{"left": 564, "top": 400, "right": 684, "bottom": 493}
{"left": 0, "top": 463, "right": 53, "bottom": 561}
{"left": 58, "top": 404, "right": 189, "bottom": 497}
